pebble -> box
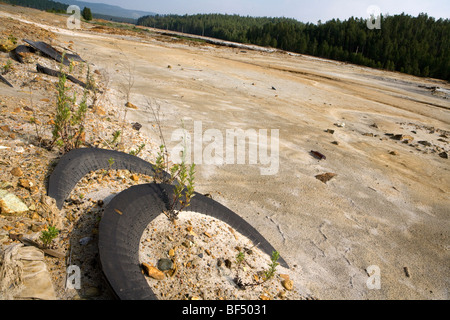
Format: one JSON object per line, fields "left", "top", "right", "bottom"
{"left": 10, "top": 167, "right": 23, "bottom": 177}
{"left": 142, "top": 262, "right": 165, "bottom": 280}
{"left": 157, "top": 258, "right": 173, "bottom": 271}
{"left": 281, "top": 279, "right": 294, "bottom": 291}
{"left": 19, "top": 178, "right": 33, "bottom": 189}
{"left": 315, "top": 172, "right": 337, "bottom": 184}
{"left": 79, "top": 237, "right": 93, "bottom": 246}
{"left": 404, "top": 266, "right": 411, "bottom": 278}
{"left": 125, "top": 102, "right": 138, "bottom": 109}
{"left": 438, "top": 151, "right": 448, "bottom": 159}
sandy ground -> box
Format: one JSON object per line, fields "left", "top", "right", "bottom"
{"left": 1, "top": 5, "right": 449, "bottom": 300}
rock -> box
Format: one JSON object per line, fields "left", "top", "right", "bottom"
{"left": 310, "top": 150, "right": 326, "bottom": 160}
{"left": 391, "top": 134, "right": 414, "bottom": 143}
{"left": 157, "top": 258, "right": 173, "bottom": 271}
{"left": 125, "top": 102, "right": 138, "bottom": 109}
{"left": 282, "top": 279, "right": 294, "bottom": 291}
{"left": 13, "top": 147, "right": 25, "bottom": 153}
{"left": 260, "top": 294, "right": 271, "bottom": 300}
{"left": 362, "top": 132, "right": 374, "bottom": 137}
{"left": 331, "top": 141, "right": 339, "bottom": 145}
{"left": 325, "top": 129, "right": 335, "bottom": 134}
{"left": 0, "top": 125, "right": 10, "bottom": 132}
{"left": 130, "top": 174, "right": 139, "bottom": 181}
{"left": 315, "top": 173, "right": 337, "bottom": 184}
{"left": 132, "top": 122, "right": 142, "bottom": 131}
{"left": 10, "top": 167, "right": 23, "bottom": 177}
{"left": 168, "top": 248, "right": 175, "bottom": 257}
{"left": 0, "top": 190, "right": 29, "bottom": 215}
{"left": 79, "top": 237, "right": 92, "bottom": 246}
{"left": 438, "top": 151, "right": 448, "bottom": 159}
{"left": 142, "top": 262, "right": 165, "bottom": 280}
{"left": 389, "top": 151, "right": 399, "bottom": 156}
{"left": 418, "top": 140, "right": 432, "bottom": 147}
{"left": 334, "top": 122, "right": 345, "bottom": 128}
{"left": 403, "top": 267, "right": 411, "bottom": 278}
{"left": 401, "top": 135, "right": 414, "bottom": 143}
{"left": 19, "top": 179, "right": 34, "bottom": 189}
{"left": 224, "top": 259, "right": 232, "bottom": 268}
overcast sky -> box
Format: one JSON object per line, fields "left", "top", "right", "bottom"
{"left": 85, "top": 0, "right": 449, "bottom": 23}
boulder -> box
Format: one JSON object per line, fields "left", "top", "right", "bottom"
{"left": 0, "top": 190, "right": 29, "bottom": 215}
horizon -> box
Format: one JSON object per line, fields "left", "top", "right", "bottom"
{"left": 76, "top": 0, "right": 450, "bottom": 23}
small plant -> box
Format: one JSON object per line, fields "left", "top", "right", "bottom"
{"left": 236, "top": 251, "right": 245, "bottom": 265}
{"left": 111, "top": 130, "right": 121, "bottom": 146}
{"left": 129, "top": 143, "right": 145, "bottom": 156}
{"left": 51, "top": 54, "right": 89, "bottom": 153}
{"left": 40, "top": 226, "right": 59, "bottom": 248}
{"left": 263, "top": 251, "right": 280, "bottom": 281}
{"left": 147, "top": 101, "right": 196, "bottom": 222}
{"left": 153, "top": 144, "right": 168, "bottom": 183}
{"left": 1, "top": 59, "right": 12, "bottom": 75}
{"left": 165, "top": 158, "right": 196, "bottom": 222}
{"left": 107, "top": 157, "right": 115, "bottom": 168}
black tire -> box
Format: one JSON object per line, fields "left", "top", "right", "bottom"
{"left": 98, "top": 183, "right": 289, "bottom": 300}
{"left": 47, "top": 148, "right": 169, "bottom": 209}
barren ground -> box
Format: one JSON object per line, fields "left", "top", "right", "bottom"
{"left": 0, "top": 5, "right": 449, "bottom": 300}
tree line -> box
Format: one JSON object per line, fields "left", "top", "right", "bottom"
{"left": 138, "top": 13, "right": 450, "bottom": 81}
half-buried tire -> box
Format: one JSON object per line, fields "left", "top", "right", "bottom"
{"left": 47, "top": 148, "right": 170, "bottom": 210}
{"left": 98, "top": 183, "right": 289, "bottom": 300}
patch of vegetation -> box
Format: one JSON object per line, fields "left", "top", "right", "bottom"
{"left": 39, "top": 225, "right": 59, "bottom": 248}
{"left": 50, "top": 54, "right": 90, "bottom": 153}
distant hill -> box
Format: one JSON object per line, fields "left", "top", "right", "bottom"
{"left": 57, "top": 0, "right": 156, "bottom": 20}
{"left": 1, "top": 0, "right": 156, "bottom": 20}
{"left": 2, "top": 0, "right": 67, "bottom": 12}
